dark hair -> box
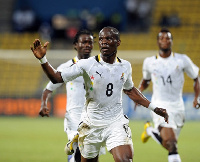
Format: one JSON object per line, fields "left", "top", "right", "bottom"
{"left": 157, "top": 27, "right": 173, "bottom": 40}
{"left": 101, "top": 26, "right": 120, "bottom": 40}
{"left": 73, "top": 29, "right": 94, "bottom": 45}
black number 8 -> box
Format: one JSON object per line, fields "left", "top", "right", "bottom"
{"left": 106, "top": 83, "right": 113, "bottom": 97}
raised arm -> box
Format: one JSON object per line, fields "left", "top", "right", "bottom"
{"left": 193, "top": 77, "right": 200, "bottom": 109}
{"left": 124, "top": 87, "right": 168, "bottom": 123}
{"left": 30, "top": 39, "right": 63, "bottom": 83}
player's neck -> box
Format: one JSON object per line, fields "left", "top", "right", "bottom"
{"left": 159, "top": 50, "right": 172, "bottom": 58}
{"left": 101, "top": 54, "right": 116, "bottom": 64}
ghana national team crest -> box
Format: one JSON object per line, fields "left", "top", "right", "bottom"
{"left": 120, "top": 73, "right": 124, "bottom": 81}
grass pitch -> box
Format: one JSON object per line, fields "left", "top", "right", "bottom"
{"left": 0, "top": 117, "right": 199, "bottom": 162}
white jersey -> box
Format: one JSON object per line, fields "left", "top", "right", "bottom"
{"left": 46, "top": 56, "right": 86, "bottom": 113}
{"left": 61, "top": 54, "right": 134, "bottom": 126}
{"left": 143, "top": 52, "right": 199, "bottom": 111}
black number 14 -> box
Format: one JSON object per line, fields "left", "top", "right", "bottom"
{"left": 161, "top": 75, "right": 172, "bottom": 85}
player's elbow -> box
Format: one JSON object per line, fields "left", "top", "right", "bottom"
{"left": 47, "top": 72, "right": 63, "bottom": 84}
{"left": 51, "top": 78, "right": 62, "bottom": 84}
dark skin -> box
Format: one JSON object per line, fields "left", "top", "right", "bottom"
{"left": 39, "top": 34, "right": 94, "bottom": 117}
{"left": 31, "top": 27, "right": 168, "bottom": 162}
{"left": 137, "top": 31, "right": 200, "bottom": 153}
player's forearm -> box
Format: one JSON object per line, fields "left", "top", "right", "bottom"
{"left": 138, "top": 79, "right": 150, "bottom": 92}
{"left": 41, "top": 89, "right": 52, "bottom": 107}
{"left": 194, "top": 77, "right": 200, "bottom": 98}
{"left": 41, "top": 62, "right": 63, "bottom": 84}
{"left": 126, "top": 87, "right": 150, "bottom": 108}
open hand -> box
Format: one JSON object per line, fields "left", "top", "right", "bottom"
{"left": 154, "top": 108, "right": 168, "bottom": 123}
{"left": 30, "top": 39, "right": 49, "bottom": 59}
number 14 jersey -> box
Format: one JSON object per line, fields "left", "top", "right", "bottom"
{"left": 143, "top": 52, "right": 199, "bottom": 111}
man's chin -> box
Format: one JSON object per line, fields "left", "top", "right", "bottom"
{"left": 161, "top": 48, "right": 170, "bottom": 52}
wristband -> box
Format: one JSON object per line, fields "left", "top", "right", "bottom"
{"left": 39, "top": 56, "right": 47, "bottom": 64}
{"left": 148, "top": 103, "right": 156, "bottom": 111}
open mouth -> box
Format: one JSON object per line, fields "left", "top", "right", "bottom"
{"left": 101, "top": 47, "right": 109, "bottom": 52}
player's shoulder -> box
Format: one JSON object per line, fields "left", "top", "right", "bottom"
{"left": 143, "top": 55, "right": 157, "bottom": 64}
{"left": 117, "top": 57, "right": 131, "bottom": 66}
{"left": 57, "top": 59, "right": 74, "bottom": 70}
{"left": 173, "top": 52, "right": 191, "bottom": 61}
{"left": 174, "top": 52, "right": 187, "bottom": 58}
{"left": 76, "top": 56, "right": 96, "bottom": 69}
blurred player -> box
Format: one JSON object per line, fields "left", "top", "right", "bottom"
{"left": 137, "top": 28, "right": 200, "bottom": 162}
{"left": 39, "top": 29, "right": 94, "bottom": 162}
{"left": 31, "top": 26, "right": 168, "bottom": 162}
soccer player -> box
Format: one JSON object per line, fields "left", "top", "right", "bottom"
{"left": 137, "top": 28, "right": 200, "bottom": 162}
{"left": 39, "top": 29, "right": 94, "bottom": 162}
{"left": 31, "top": 26, "right": 168, "bottom": 162}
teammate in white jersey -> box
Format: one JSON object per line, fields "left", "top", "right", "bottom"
{"left": 31, "top": 26, "right": 168, "bottom": 162}
{"left": 39, "top": 29, "right": 94, "bottom": 162}
{"left": 137, "top": 28, "right": 200, "bottom": 162}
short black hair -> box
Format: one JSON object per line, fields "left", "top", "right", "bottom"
{"left": 73, "top": 29, "right": 94, "bottom": 45}
{"left": 157, "top": 27, "right": 173, "bottom": 40}
{"left": 101, "top": 26, "right": 120, "bottom": 40}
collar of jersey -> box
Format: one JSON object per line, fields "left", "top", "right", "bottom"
{"left": 73, "top": 56, "right": 79, "bottom": 63}
{"left": 98, "top": 54, "right": 120, "bottom": 64}
{"left": 156, "top": 52, "right": 174, "bottom": 59}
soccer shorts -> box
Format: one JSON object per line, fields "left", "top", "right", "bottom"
{"left": 64, "top": 108, "right": 82, "bottom": 141}
{"left": 77, "top": 115, "right": 133, "bottom": 159}
{"left": 151, "top": 110, "right": 185, "bottom": 138}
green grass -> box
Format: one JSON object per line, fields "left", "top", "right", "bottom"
{"left": 0, "top": 117, "right": 199, "bottom": 162}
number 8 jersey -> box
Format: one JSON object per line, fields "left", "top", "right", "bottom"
{"left": 61, "top": 54, "right": 134, "bottom": 126}
{"left": 143, "top": 52, "right": 199, "bottom": 111}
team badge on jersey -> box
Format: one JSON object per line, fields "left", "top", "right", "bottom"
{"left": 120, "top": 73, "right": 124, "bottom": 81}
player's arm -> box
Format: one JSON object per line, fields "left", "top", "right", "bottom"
{"left": 138, "top": 79, "right": 151, "bottom": 92}
{"left": 30, "top": 39, "right": 63, "bottom": 84}
{"left": 39, "top": 89, "right": 52, "bottom": 117}
{"left": 124, "top": 87, "right": 168, "bottom": 123}
{"left": 193, "top": 77, "right": 200, "bottom": 109}
{"left": 39, "top": 81, "right": 63, "bottom": 117}
{"left": 133, "top": 79, "right": 151, "bottom": 110}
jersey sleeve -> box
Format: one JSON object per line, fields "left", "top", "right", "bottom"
{"left": 142, "top": 57, "right": 151, "bottom": 80}
{"left": 183, "top": 54, "right": 199, "bottom": 79}
{"left": 61, "top": 63, "right": 83, "bottom": 83}
{"left": 46, "top": 81, "right": 63, "bottom": 91}
{"left": 123, "top": 62, "right": 134, "bottom": 90}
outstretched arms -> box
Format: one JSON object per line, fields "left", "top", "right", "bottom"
{"left": 124, "top": 87, "right": 168, "bottom": 123}
{"left": 30, "top": 39, "right": 63, "bottom": 84}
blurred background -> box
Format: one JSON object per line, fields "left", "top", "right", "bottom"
{"left": 0, "top": 0, "right": 200, "bottom": 119}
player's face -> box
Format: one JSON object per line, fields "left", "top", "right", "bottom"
{"left": 98, "top": 28, "right": 120, "bottom": 57}
{"left": 157, "top": 32, "right": 173, "bottom": 51}
{"left": 75, "top": 34, "right": 93, "bottom": 59}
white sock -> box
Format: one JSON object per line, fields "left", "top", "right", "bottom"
{"left": 146, "top": 127, "right": 162, "bottom": 144}
{"left": 168, "top": 154, "right": 181, "bottom": 162}
{"left": 69, "top": 154, "right": 75, "bottom": 162}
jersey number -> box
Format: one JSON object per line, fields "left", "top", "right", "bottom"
{"left": 106, "top": 83, "right": 113, "bottom": 97}
{"left": 160, "top": 75, "right": 172, "bottom": 85}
